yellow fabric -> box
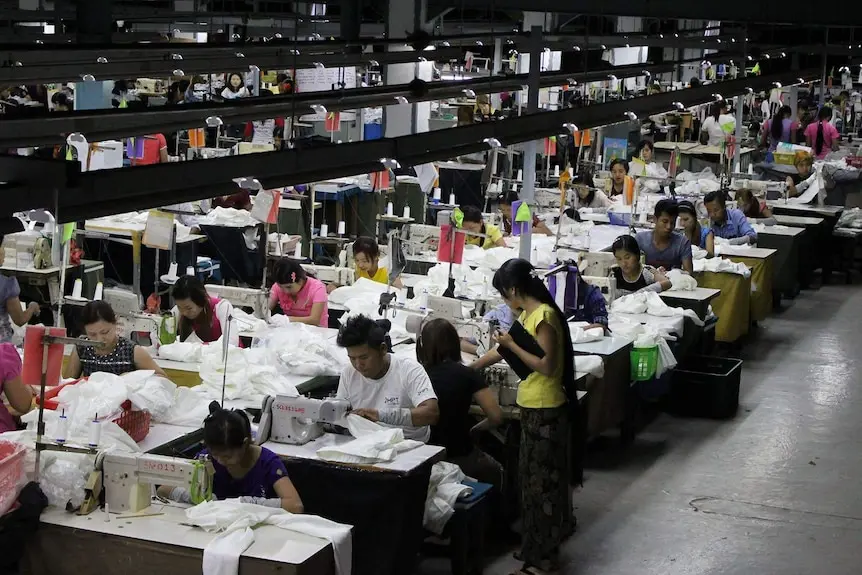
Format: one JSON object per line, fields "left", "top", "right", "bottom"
{"left": 466, "top": 224, "right": 503, "bottom": 249}
{"left": 515, "top": 304, "right": 566, "bottom": 409}
{"left": 357, "top": 265, "right": 389, "bottom": 284}
{"left": 727, "top": 256, "right": 773, "bottom": 322}
{"left": 694, "top": 271, "right": 751, "bottom": 342}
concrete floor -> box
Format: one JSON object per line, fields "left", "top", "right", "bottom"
{"left": 419, "top": 283, "right": 862, "bottom": 574}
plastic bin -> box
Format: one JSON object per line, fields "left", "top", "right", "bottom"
{"left": 669, "top": 356, "right": 743, "bottom": 419}
{"left": 0, "top": 440, "right": 27, "bottom": 515}
{"left": 630, "top": 346, "right": 658, "bottom": 381}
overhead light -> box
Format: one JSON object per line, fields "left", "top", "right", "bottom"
{"left": 235, "top": 52, "right": 245, "bottom": 57}
{"left": 747, "top": 55, "right": 753, "bottom": 61}
{"left": 798, "top": 77, "right": 806, "bottom": 84}
{"left": 231, "top": 33, "right": 241, "bottom": 40}
{"left": 624, "top": 111, "right": 638, "bottom": 121}
{"left": 172, "top": 69, "right": 185, "bottom": 76}
{"left": 462, "top": 89, "right": 476, "bottom": 97}
{"left": 780, "top": 52, "right": 786, "bottom": 57}
{"left": 96, "top": 56, "right": 108, "bottom": 64}
{"left": 289, "top": 49, "right": 300, "bottom": 55}
{"left": 310, "top": 104, "right": 327, "bottom": 115}
{"left": 731, "top": 38, "right": 736, "bottom": 43}
{"left": 717, "top": 39, "right": 721, "bottom": 43}
{"left": 601, "top": 44, "right": 607, "bottom": 50}
{"left": 773, "top": 82, "right": 782, "bottom": 88}
{"left": 608, "top": 74, "right": 617, "bottom": 80}
{"left": 672, "top": 101, "right": 685, "bottom": 110}
{"left": 561, "top": 123, "right": 578, "bottom": 134}
{"left": 368, "top": 59, "right": 379, "bottom": 66}
{"left": 66, "top": 133, "right": 87, "bottom": 147}
{"left": 712, "top": 93, "right": 723, "bottom": 100}
{"left": 312, "top": 62, "right": 325, "bottom": 69}
{"left": 764, "top": 54, "right": 770, "bottom": 59}
{"left": 423, "top": 45, "right": 436, "bottom": 51}
{"left": 394, "top": 96, "right": 409, "bottom": 104}
{"left": 573, "top": 45, "right": 581, "bottom": 51}
{"left": 483, "top": 138, "right": 502, "bottom": 148}
{"left": 379, "top": 158, "right": 400, "bottom": 170}
{"left": 674, "top": 33, "right": 679, "bottom": 38}
{"left": 439, "top": 41, "right": 451, "bottom": 47}
{"left": 171, "top": 53, "right": 183, "bottom": 60}
{"left": 205, "top": 116, "right": 224, "bottom": 128}
{"left": 80, "top": 74, "right": 95, "bottom": 81}
{"left": 745, "top": 87, "right": 754, "bottom": 94}
{"left": 476, "top": 41, "right": 484, "bottom": 46}
{"left": 642, "top": 70, "right": 651, "bottom": 76}
{"left": 659, "top": 34, "right": 664, "bottom": 38}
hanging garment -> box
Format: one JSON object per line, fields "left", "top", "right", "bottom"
{"left": 185, "top": 500, "right": 353, "bottom": 575}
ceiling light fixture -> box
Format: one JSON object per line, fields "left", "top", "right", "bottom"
{"left": 205, "top": 116, "right": 224, "bottom": 128}
{"left": 310, "top": 105, "right": 327, "bottom": 115}
{"left": 394, "top": 96, "right": 409, "bottom": 104}
{"left": 380, "top": 158, "right": 400, "bottom": 170}
{"left": 483, "top": 138, "right": 502, "bottom": 148}
{"left": 624, "top": 111, "right": 638, "bottom": 121}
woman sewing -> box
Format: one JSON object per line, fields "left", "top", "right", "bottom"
{"left": 269, "top": 258, "right": 329, "bottom": 327}
{"left": 64, "top": 301, "right": 167, "bottom": 379}
{"left": 606, "top": 158, "right": 630, "bottom": 199}
{"left": 171, "top": 276, "right": 239, "bottom": 346}
{"left": 461, "top": 206, "right": 507, "bottom": 249}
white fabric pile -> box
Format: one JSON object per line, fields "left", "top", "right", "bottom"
{"left": 606, "top": 320, "right": 677, "bottom": 377}
{"left": 569, "top": 325, "right": 604, "bottom": 343}
{"left": 837, "top": 207, "right": 862, "bottom": 229}
{"left": 315, "top": 415, "right": 423, "bottom": 465}
{"left": 252, "top": 324, "right": 349, "bottom": 377}
{"left": 197, "top": 207, "right": 259, "bottom": 228}
{"left": 693, "top": 257, "right": 751, "bottom": 277}
{"left": 674, "top": 168, "right": 721, "bottom": 196}
{"left": 423, "top": 462, "right": 474, "bottom": 535}
{"left": 197, "top": 345, "right": 301, "bottom": 402}
{"left": 611, "top": 291, "right": 704, "bottom": 326}
{"left": 752, "top": 223, "right": 788, "bottom": 232}
{"left": 574, "top": 354, "right": 605, "bottom": 378}
{"left": 184, "top": 500, "right": 352, "bottom": 575}
{"left": 691, "top": 245, "right": 709, "bottom": 260}
{"left": 665, "top": 269, "right": 699, "bottom": 291}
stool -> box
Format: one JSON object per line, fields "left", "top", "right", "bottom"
{"left": 441, "top": 481, "right": 493, "bottom": 575}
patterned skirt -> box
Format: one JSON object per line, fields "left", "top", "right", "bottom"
{"left": 519, "top": 405, "right": 572, "bottom": 570}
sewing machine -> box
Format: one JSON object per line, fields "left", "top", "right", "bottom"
{"left": 116, "top": 312, "right": 165, "bottom": 350}
{"left": 576, "top": 252, "right": 617, "bottom": 277}
{"left": 257, "top": 395, "right": 351, "bottom": 446}
{"left": 98, "top": 452, "right": 214, "bottom": 514}
{"left": 484, "top": 364, "right": 521, "bottom": 406}
{"left": 403, "top": 224, "right": 441, "bottom": 255}
{"left": 302, "top": 264, "right": 355, "bottom": 286}
{"left": 205, "top": 284, "right": 269, "bottom": 319}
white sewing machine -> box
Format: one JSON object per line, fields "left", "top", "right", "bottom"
{"left": 403, "top": 224, "right": 441, "bottom": 255}
{"left": 99, "top": 452, "right": 214, "bottom": 514}
{"left": 257, "top": 395, "right": 351, "bottom": 446}
{"left": 302, "top": 264, "right": 355, "bottom": 286}
{"left": 116, "top": 312, "right": 165, "bottom": 350}
{"left": 205, "top": 284, "right": 269, "bottom": 319}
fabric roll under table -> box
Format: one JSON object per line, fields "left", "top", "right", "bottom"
{"left": 693, "top": 271, "right": 751, "bottom": 343}
{"left": 725, "top": 255, "right": 774, "bottom": 322}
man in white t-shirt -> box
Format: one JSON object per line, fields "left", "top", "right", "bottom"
{"left": 336, "top": 315, "right": 439, "bottom": 442}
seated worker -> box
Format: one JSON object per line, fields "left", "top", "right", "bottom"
{"left": 612, "top": 235, "right": 671, "bottom": 295}
{"left": 417, "top": 318, "right": 503, "bottom": 486}
{"left": 460, "top": 302, "right": 516, "bottom": 355}
{"left": 636, "top": 140, "right": 655, "bottom": 164}
{"left": 678, "top": 200, "right": 715, "bottom": 257}
{"left": 565, "top": 273, "right": 609, "bottom": 331}
{"left": 572, "top": 184, "right": 613, "bottom": 210}
{"left": 212, "top": 189, "right": 252, "bottom": 210}
{"left": 462, "top": 206, "right": 506, "bottom": 249}
{"left": 0, "top": 342, "right": 32, "bottom": 433}
{"left": 336, "top": 315, "right": 439, "bottom": 441}
{"left": 635, "top": 199, "right": 694, "bottom": 272}
{"left": 498, "top": 190, "right": 553, "bottom": 236}
{"left": 171, "top": 276, "right": 239, "bottom": 346}
{"left": 353, "top": 236, "right": 403, "bottom": 287}
{"left": 269, "top": 258, "right": 329, "bottom": 327}
{"left": 736, "top": 189, "right": 775, "bottom": 224}
{"left": 64, "top": 301, "right": 167, "bottom": 378}
{"left": 158, "top": 402, "right": 303, "bottom": 513}
{"left": 606, "top": 158, "right": 630, "bottom": 199}
{"left": 704, "top": 190, "right": 758, "bottom": 245}
{"left": 786, "top": 152, "right": 814, "bottom": 199}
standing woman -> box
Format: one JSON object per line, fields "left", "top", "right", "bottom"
{"left": 64, "top": 301, "right": 167, "bottom": 378}
{"left": 761, "top": 105, "right": 796, "bottom": 151}
{"left": 471, "top": 258, "right": 575, "bottom": 575}
{"left": 269, "top": 258, "right": 329, "bottom": 327}
{"left": 805, "top": 106, "right": 840, "bottom": 159}
{"left": 171, "top": 276, "right": 239, "bottom": 346}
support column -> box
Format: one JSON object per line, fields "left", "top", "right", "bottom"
{"left": 340, "top": 0, "right": 362, "bottom": 53}
{"left": 491, "top": 37, "right": 503, "bottom": 110}
{"left": 77, "top": 0, "right": 113, "bottom": 44}
{"left": 519, "top": 25, "right": 542, "bottom": 262}
{"left": 789, "top": 86, "right": 799, "bottom": 124}
{"left": 820, "top": 29, "right": 829, "bottom": 107}
{"left": 384, "top": 0, "right": 425, "bottom": 137}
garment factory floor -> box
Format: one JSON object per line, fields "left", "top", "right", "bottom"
{"left": 417, "top": 281, "right": 862, "bottom": 575}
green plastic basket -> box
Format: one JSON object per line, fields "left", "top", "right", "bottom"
{"left": 630, "top": 346, "right": 659, "bottom": 381}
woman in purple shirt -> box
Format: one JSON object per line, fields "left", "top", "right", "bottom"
{"left": 159, "top": 402, "right": 304, "bottom": 512}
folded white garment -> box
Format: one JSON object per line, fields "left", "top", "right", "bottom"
{"left": 574, "top": 355, "right": 604, "bottom": 378}
{"left": 691, "top": 245, "right": 708, "bottom": 260}
{"left": 158, "top": 341, "right": 202, "bottom": 363}
{"left": 424, "top": 461, "right": 473, "bottom": 534}
{"left": 185, "top": 500, "right": 353, "bottom": 575}
{"left": 569, "top": 326, "right": 604, "bottom": 343}
{"left": 611, "top": 291, "right": 704, "bottom": 327}
{"left": 693, "top": 257, "right": 751, "bottom": 277}
{"left": 197, "top": 206, "right": 260, "bottom": 228}
{"left": 316, "top": 418, "right": 423, "bottom": 465}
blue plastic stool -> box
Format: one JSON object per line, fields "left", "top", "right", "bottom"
{"left": 447, "top": 481, "right": 493, "bottom": 575}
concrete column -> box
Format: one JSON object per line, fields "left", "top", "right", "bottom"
{"left": 491, "top": 37, "right": 503, "bottom": 110}
{"left": 519, "top": 25, "right": 542, "bottom": 262}
{"left": 384, "top": 0, "right": 424, "bottom": 137}
{"left": 789, "top": 86, "right": 799, "bottom": 124}
{"left": 340, "top": 0, "right": 362, "bottom": 53}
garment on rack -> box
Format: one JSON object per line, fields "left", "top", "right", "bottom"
{"left": 185, "top": 500, "right": 352, "bottom": 575}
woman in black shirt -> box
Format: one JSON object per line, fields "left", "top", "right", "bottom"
{"left": 417, "top": 318, "right": 503, "bottom": 486}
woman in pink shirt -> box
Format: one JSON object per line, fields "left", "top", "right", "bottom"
{"left": 805, "top": 106, "right": 840, "bottom": 159}
{"left": 0, "top": 343, "right": 32, "bottom": 433}
{"left": 268, "top": 259, "right": 329, "bottom": 327}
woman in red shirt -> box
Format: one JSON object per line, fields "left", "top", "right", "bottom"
{"left": 130, "top": 134, "right": 169, "bottom": 166}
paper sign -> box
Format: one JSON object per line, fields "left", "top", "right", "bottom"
{"left": 414, "top": 163, "right": 438, "bottom": 194}
{"left": 188, "top": 128, "right": 206, "bottom": 148}
{"left": 371, "top": 170, "right": 391, "bottom": 191}
{"left": 544, "top": 137, "right": 557, "bottom": 156}
{"left": 511, "top": 201, "right": 531, "bottom": 236}
{"left": 61, "top": 223, "right": 75, "bottom": 244}
{"left": 142, "top": 210, "right": 175, "bottom": 250}
{"left": 438, "top": 225, "right": 466, "bottom": 264}
{"left": 250, "top": 189, "right": 280, "bottom": 224}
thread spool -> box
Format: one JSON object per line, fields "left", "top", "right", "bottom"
{"left": 433, "top": 187, "right": 442, "bottom": 201}
{"left": 167, "top": 262, "right": 178, "bottom": 278}
{"left": 748, "top": 164, "right": 755, "bottom": 175}
{"left": 293, "top": 241, "right": 302, "bottom": 259}
{"left": 386, "top": 202, "right": 394, "bottom": 216}
{"left": 186, "top": 266, "right": 195, "bottom": 276}
{"left": 403, "top": 206, "right": 411, "bottom": 219}
{"left": 55, "top": 410, "right": 68, "bottom": 445}
{"left": 319, "top": 223, "right": 329, "bottom": 238}
{"left": 337, "top": 221, "right": 346, "bottom": 235}
{"left": 554, "top": 165, "right": 560, "bottom": 177}
{"left": 93, "top": 282, "right": 103, "bottom": 301}
{"left": 71, "top": 279, "right": 83, "bottom": 299}
{"left": 517, "top": 169, "right": 523, "bottom": 181}
{"left": 449, "top": 193, "right": 456, "bottom": 205}
{"left": 88, "top": 417, "right": 101, "bottom": 448}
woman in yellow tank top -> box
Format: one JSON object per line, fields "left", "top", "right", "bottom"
{"left": 327, "top": 237, "right": 404, "bottom": 293}
{"left": 470, "top": 258, "right": 576, "bottom": 575}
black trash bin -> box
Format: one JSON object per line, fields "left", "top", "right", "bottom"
{"left": 669, "top": 356, "right": 743, "bottom": 419}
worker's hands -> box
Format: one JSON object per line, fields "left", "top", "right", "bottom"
{"left": 492, "top": 329, "right": 513, "bottom": 348}
{"left": 785, "top": 176, "right": 794, "bottom": 188}
{"left": 654, "top": 269, "right": 669, "bottom": 284}
{"left": 326, "top": 283, "right": 338, "bottom": 294}
{"left": 26, "top": 302, "right": 39, "bottom": 316}
{"left": 351, "top": 408, "right": 380, "bottom": 422}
